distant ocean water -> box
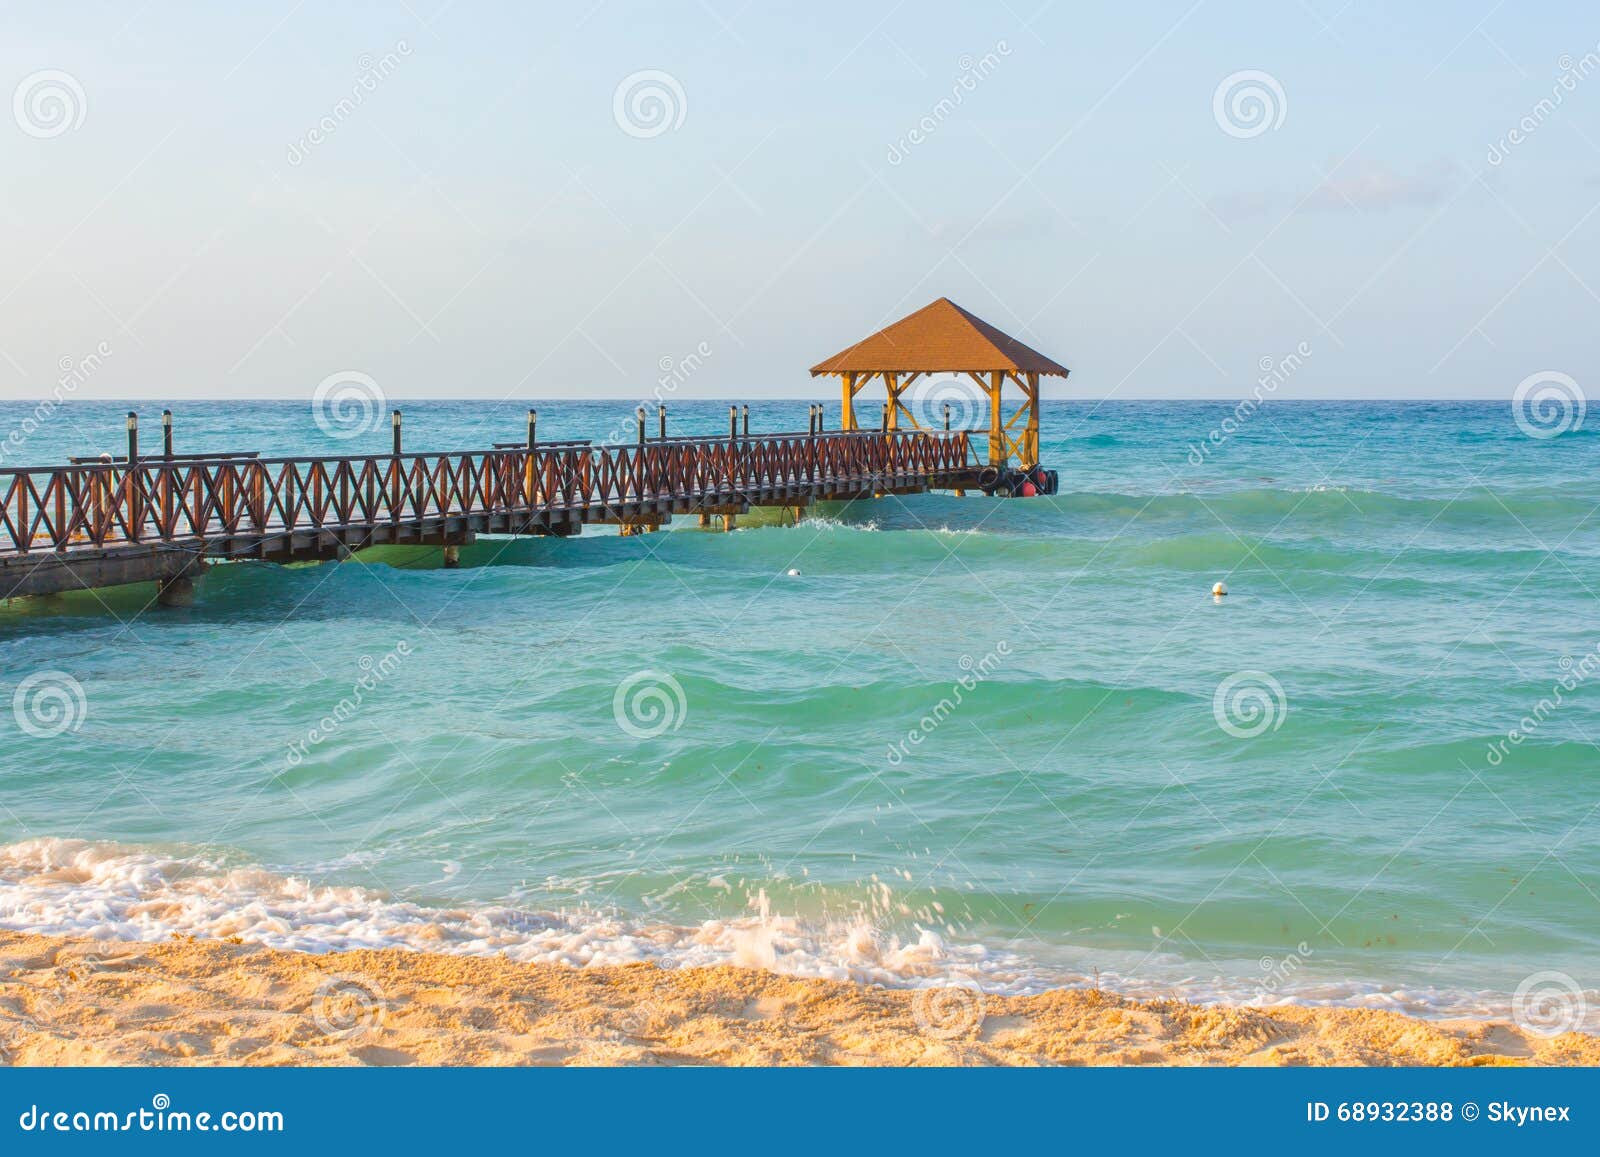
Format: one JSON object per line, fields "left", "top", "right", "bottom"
{"left": 1, "top": 398, "right": 1596, "bottom": 1026}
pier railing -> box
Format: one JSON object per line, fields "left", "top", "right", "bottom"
{"left": 0, "top": 429, "right": 974, "bottom": 555}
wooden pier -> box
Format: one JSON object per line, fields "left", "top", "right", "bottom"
{"left": 0, "top": 298, "right": 1068, "bottom": 602}
{"left": 0, "top": 422, "right": 983, "bottom": 600}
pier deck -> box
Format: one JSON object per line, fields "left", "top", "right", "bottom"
{"left": 0, "top": 429, "right": 982, "bottom": 599}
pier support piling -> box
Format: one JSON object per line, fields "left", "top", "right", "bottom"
{"left": 442, "top": 545, "right": 461, "bottom": 568}
{"left": 156, "top": 575, "right": 194, "bottom": 607}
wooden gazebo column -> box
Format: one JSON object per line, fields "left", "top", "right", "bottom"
{"left": 988, "top": 370, "right": 1005, "bottom": 467}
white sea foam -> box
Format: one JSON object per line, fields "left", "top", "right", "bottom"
{"left": 0, "top": 839, "right": 1586, "bottom": 1027}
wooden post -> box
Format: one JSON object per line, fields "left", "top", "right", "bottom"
{"left": 636, "top": 406, "right": 646, "bottom": 445}
{"left": 841, "top": 372, "right": 857, "bottom": 431}
{"left": 729, "top": 405, "right": 737, "bottom": 439}
{"left": 741, "top": 404, "right": 749, "bottom": 438}
{"left": 880, "top": 402, "right": 888, "bottom": 433}
{"left": 884, "top": 372, "right": 898, "bottom": 431}
{"left": 390, "top": 410, "right": 402, "bottom": 521}
{"left": 944, "top": 403, "right": 951, "bottom": 432}
{"left": 989, "top": 370, "right": 1005, "bottom": 467}
{"left": 1024, "top": 371, "right": 1040, "bottom": 469}
{"left": 659, "top": 404, "right": 667, "bottom": 441}
{"left": 160, "top": 409, "right": 173, "bottom": 537}
{"left": 524, "top": 409, "right": 537, "bottom": 507}
{"left": 126, "top": 412, "right": 140, "bottom": 541}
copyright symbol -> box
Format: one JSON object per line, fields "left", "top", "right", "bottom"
{"left": 1462, "top": 1102, "right": 1479, "bottom": 1121}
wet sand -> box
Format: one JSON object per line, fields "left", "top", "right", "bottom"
{"left": 1, "top": 930, "right": 1594, "bottom": 1066}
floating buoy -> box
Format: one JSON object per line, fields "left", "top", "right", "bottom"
{"left": 1212, "top": 581, "right": 1228, "bottom": 597}
{"left": 1020, "top": 481, "right": 1037, "bottom": 497}
{"left": 787, "top": 568, "right": 801, "bottom": 577}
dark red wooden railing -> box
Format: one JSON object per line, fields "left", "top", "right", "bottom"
{"left": 0, "top": 430, "right": 974, "bottom": 555}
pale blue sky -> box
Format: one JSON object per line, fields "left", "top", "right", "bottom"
{"left": 2, "top": 1, "right": 1597, "bottom": 399}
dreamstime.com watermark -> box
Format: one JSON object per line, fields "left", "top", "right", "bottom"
{"left": 1511, "top": 970, "right": 1588, "bottom": 1038}
{"left": 286, "top": 42, "right": 413, "bottom": 165}
{"left": 901, "top": 374, "right": 986, "bottom": 431}
{"left": 12, "top": 69, "right": 86, "bottom": 139}
{"left": 1511, "top": 370, "right": 1585, "bottom": 439}
{"left": 0, "top": 949, "right": 110, "bottom": 1062}
{"left": 911, "top": 981, "right": 986, "bottom": 1039}
{"left": 1254, "top": 941, "right": 1314, "bottom": 998}
{"left": 1187, "top": 342, "right": 1311, "bottom": 465}
{"left": 613, "top": 70, "right": 686, "bottom": 138}
{"left": 612, "top": 669, "right": 688, "bottom": 738}
{"left": 0, "top": 341, "right": 111, "bottom": 465}
{"left": 312, "top": 370, "right": 387, "bottom": 440}
{"left": 311, "top": 973, "right": 388, "bottom": 1040}
{"left": 1484, "top": 639, "right": 1600, "bottom": 767}
{"left": 11, "top": 671, "right": 88, "bottom": 739}
{"left": 284, "top": 641, "right": 412, "bottom": 767}
{"left": 16, "top": 1095, "right": 283, "bottom": 1134}
{"left": 887, "top": 42, "right": 1012, "bottom": 165}
{"left": 1212, "top": 69, "right": 1286, "bottom": 139}
{"left": 1487, "top": 47, "right": 1600, "bottom": 166}
{"left": 886, "top": 641, "right": 1012, "bottom": 766}
{"left": 1212, "top": 670, "right": 1288, "bottom": 739}
{"left": 600, "top": 341, "right": 712, "bottom": 445}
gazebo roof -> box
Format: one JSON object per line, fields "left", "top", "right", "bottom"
{"left": 809, "top": 297, "right": 1069, "bottom": 377}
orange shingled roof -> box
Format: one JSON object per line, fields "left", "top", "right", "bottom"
{"left": 809, "top": 298, "right": 1069, "bottom": 377}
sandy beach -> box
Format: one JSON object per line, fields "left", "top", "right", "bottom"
{"left": 1, "top": 930, "right": 1593, "bottom": 1067}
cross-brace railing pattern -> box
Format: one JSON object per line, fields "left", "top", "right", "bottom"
{"left": 0, "top": 429, "right": 975, "bottom": 555}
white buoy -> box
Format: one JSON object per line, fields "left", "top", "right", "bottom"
{"left": 1212, "top": 581, "right": 1228, "bottom": 597}
{"left": 787, "top": 568, "right": 801, "bottom": 577}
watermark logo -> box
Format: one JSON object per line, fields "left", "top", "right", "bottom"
{"left": 312, "top": 370, "right": 387, "bottom": 441}
{"left": 285, "top": 641, "right": 412, "bottom": 768}
{"left": 287, "top": 42, "right": 412, "bottom": 166}
{"left": 1187, "top": 342, "right": 1311, "bottom": 466}
{"left": 311, "top": 974, "right": 387, "bottom": 1040}
{"left": 612, "top": 670, "right": 688, "bottom": 738}
{"left": 1212, "top": 70, "right": 1287, "bottom": 139}
{"left": 0, "top": 341, "right": 111, "bottom": 466}
{"left": 911, "top": 981, "right": 986, "bottom": 1039}
{"left": 599, "top": 341, "right": 712, "bottom": 446}
{"left": 887, "top": 42, "right": 1010, "bottom": 165}
{"left": 13, "top": 70, "right": 86, "bottom": 139}
{"left": 612, "top": 70, "right": 686, "bottom": 139}
{"left": 1487, "top": 48, "right": 1600, "bottom": 166}
{"left": 1485, "top": 640, "right": 1600, "bottom": 766}
{"left": 1512, "top": 370, "right": 1584, "bottom": 439}
{"left": 12, "top": 671, "right": 88, "bottom": 738}
{"left": 1255, "top": 942, "right": 1314, "bottom": 998}
{"left": 1212, "top": 670, "right": 1287, "bottom": 738}
{"left": 901, "top": 374, "right": 985, "bottom": 431}
{"left": 1511, "top": 970, "right": 1586, "bottom": 1038}
{"left": 887, "top": 641, "right": 1011, "bottom": 765}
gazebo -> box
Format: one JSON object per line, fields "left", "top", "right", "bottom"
{"left": 809, "top": 297, "right": 1069, "bottom": 472}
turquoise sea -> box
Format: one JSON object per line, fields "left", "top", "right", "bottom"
{"left": 1, "top": 398, "right": 1596, "bottom": 1024}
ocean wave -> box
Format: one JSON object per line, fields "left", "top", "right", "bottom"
{"left": 0, "top": 838, "right": 1587, "bottom": 1026}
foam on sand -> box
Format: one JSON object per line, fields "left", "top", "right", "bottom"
{"left": 3, "top": 928, "right": 1595, "bottom": 1066}
{"left": 1, "top": 839, "right": 1592, "bottom": 1034}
